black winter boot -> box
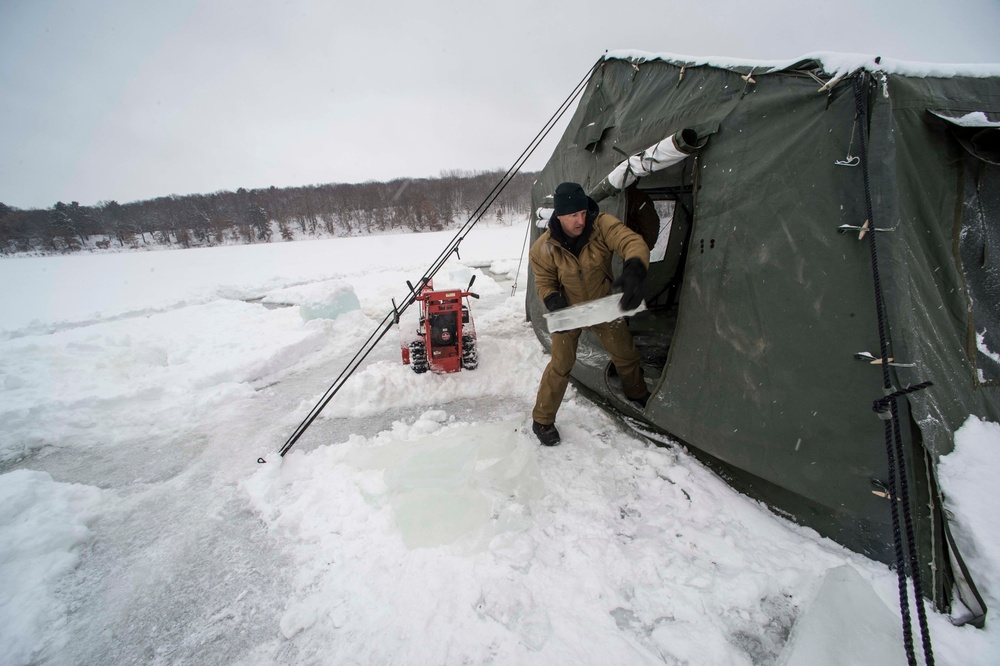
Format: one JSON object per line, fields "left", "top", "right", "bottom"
{"left": 532, "top": 421, "right": 561, "bottom": 446}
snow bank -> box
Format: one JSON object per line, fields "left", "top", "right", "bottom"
{"left": 0, "top": 470, "right": 102, "bottom": 665}
{"left": 939, "top": 416, "right": 1000, "bottom": 599}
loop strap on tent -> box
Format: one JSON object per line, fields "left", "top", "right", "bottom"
{"left": 872, "top": 382, "right": 934, "bottom": 418}
{"left": 852, "top": 71, "right": 936, "bottom": 666}
{"left": 271, "top": 59, "right": 604, "bottom": 460}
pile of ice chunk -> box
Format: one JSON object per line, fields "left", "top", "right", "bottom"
{"left": 263, "top": 280, "right": 361, "bottom": 322}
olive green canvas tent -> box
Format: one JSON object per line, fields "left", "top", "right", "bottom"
{"left": 526, "top": 51, "right": 1000, "bottom": 622}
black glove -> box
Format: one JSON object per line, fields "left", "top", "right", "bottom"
{"left": 614, "top": 258, "right": 647, "bottom": 311}
{"left": 544, "top": 291, "right": 569, "bottom": 312}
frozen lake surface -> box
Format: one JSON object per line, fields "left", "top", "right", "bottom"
{"left": 1, "top": 225, "right": 998, "bottom": 665}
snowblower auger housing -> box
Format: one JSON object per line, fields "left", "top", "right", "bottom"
{"left": 401, "top": 276, "right": 479, "bottom": 374}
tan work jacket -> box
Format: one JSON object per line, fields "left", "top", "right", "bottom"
{"left": 530, "top": 212, "right": 650, "bottom": 307}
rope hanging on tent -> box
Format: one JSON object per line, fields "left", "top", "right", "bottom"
{"left": 510, "top": 217, "right": 532, "bottom": 297}
{"left": 852, "top": 71, "right": 935, "bottom": 666}
{"left": 269, "top": 58, "right": 605, "bottom": 460}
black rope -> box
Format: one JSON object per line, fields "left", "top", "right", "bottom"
{"left": 272, "top": 58, "right": 603, "bottom": 459}
{"left": 852, "top": 72, "right": 935, "bottom": 666}
{"left": 893, "top": 393, "right": 936, "bottom": 666}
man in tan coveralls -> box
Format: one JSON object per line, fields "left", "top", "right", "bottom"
{"left": 529, "top": 182, "right": 651, "bottom": 446}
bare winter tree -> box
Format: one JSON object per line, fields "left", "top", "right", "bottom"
{"left": 1, "top": 171, "right": 534, "bottom": 254}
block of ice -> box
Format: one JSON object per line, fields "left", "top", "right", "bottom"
{"left": 778, "top": 565, "right": 907, "bottom": 666}
{"left": 262, "top": 280, "right": 360, "bottom": 322}
{"left": 298, "top": 284, "right": 361, "bottom": 322}
{"left": 346, "top": 419, "right": 544, "bottom": 550}
{"left": 543, "top": 294, "right": 646, "bottom": 333}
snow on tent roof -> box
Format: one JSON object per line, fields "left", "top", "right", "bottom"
{"left": 929, "top": 109, "right": 1000, "bottom": 127}
{"left": 605, "top": 49, "right": 1000, "bottom": 79}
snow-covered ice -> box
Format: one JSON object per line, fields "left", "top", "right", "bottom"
{"left": 1, "top": 224, "right": 998, "bottom": 664}
{"left": 0, "top": 470, "right": 102, "bottom": 665}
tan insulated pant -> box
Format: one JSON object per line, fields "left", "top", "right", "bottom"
{"left": 532, "top": 318, "right": 646, "bottom": 425}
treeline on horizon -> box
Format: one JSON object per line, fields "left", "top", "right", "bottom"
{"left": 0, "top": 169, "right": 535, "bottom": 255}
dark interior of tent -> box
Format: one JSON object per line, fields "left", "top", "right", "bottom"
{"left": 615, "top": 159, "right": 697, "bottom": 391}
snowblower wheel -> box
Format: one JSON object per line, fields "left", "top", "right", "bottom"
{"left": 461, "top": 334, "right": 478, "bottom": 371}
{"left": 409, "top": 339, "right": 429, "bottom": 373}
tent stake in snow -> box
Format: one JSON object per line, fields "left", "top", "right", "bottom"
{"left": 261, "top": 59, "right": 602, "bottom": 461}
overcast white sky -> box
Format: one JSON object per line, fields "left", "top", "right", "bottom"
{"left": 2, "top": 0, "right": 1000, "bottom": 210}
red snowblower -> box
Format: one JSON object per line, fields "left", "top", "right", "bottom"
{"left": 401, "top": 276, "right": 479, "bottom": 374}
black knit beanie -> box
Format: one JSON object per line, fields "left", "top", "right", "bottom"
{"left": 552, "top": 182, "right": 589, "bottom": 217}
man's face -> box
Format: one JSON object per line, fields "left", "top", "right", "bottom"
{"left": 557, "top": 210, "right": 587, "bottom": 238}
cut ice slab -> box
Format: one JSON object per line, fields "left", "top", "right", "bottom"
{"left": 344, "top": 419, "right": 545, "bottom": 550}
{"left": 543, "top": 294, "right": 646, "bottom": 333}
{"left": 778, "top": 565, "right": 906, "bottom": 666}
{"left": 262, "top": 279, "right": 361, "bottom": 321}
